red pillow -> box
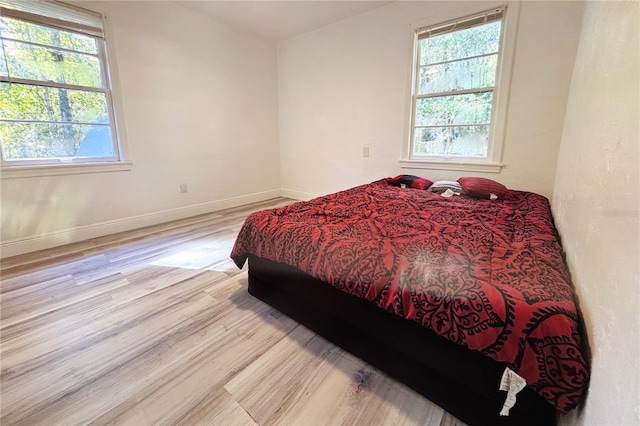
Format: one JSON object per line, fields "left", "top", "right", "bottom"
{"left": 457, "top": 177, "right": 508, "bottom": 199}
{"left": 388, "top": 175, "right": 433, "bottom": 190}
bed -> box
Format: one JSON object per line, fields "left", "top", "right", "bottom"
{"left": 231, "top": 177, "right": 590, "bottom": 426}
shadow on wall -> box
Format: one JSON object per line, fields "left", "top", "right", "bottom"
{"left": 1, "top": 178, "right": 92, "bottom": 245}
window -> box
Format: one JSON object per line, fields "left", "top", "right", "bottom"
{"left": 0, "top": 0, "right": 127, "bottom": 173}
{"left": 403, "top": 6, "right": 516, "bottom": 173}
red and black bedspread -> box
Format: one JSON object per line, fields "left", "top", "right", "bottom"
{"left": 230, "top": 179, "right": 589, "bottom": 413}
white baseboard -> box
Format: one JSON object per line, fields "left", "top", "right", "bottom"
{"left": 1, "top": 189, "right": 280, "bottom": 258}
{"left": 279, "top": 188, "right": 319, "bottom": 201}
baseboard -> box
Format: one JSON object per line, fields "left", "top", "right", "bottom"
{"left": 279, "top": 188, "right": 319, "bottom": 201}
{"left": 1, "top": 189, "right": 280, "bottom": 258}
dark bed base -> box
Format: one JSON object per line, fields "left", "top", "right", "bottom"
{"left": 246, "top": 255, "right": 557, "bottom": 426}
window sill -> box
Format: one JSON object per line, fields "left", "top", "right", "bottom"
{"left": 0, "top": 161, "right": 133, "bottom": 179}
{"left": 399, "top": 159, "right": 503, "bottom": 173}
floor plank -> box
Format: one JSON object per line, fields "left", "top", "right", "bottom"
{"left": 225, "top": 325, "right": 447, "bottom": 426}
{"left": 0, "top": 198, "right": 466, "bottom": 426}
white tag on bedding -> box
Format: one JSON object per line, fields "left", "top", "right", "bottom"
{"left": 490, "top": 193, "right": 498, "bottom": 200}
{"left": 400, "top": 183, "right": 406, "bottom": 188}
{"left": 441, "top": 188, "right": 455, "bottom": 198}
{"left": 499, "top": 368, "right": 527, "bottom": 416}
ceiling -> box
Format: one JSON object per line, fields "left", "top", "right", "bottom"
{"left": 178, "top": 1, "right": 393, "bottom": 43}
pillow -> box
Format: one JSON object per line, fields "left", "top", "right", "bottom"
{"left": 457, "top": 177, "right": 508, "bottom": 199}
{"left": 388, "top": 175, "right": 433, "bottom": 190}
{"left": 428, "top": 180, "right": 465, "bottom": 194}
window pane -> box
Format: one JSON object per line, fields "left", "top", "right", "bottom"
{"left": 415, "top": 92, "right": 493, "bottom": 127}
{"left": 2, "top": 39, "right": 102, "bottom": 87}
{"left": 0, "top": 55, "right": 6, "bottom": 77}
{"left": 413, "top": 125, "right": 489, "bottom": 157}
{"left": 420, "top": 21, "right": 501, "bottom": 65}
{"left": 0, "top": 83, "right": 108, "bottom": 123}
{"left": 419, "top": 54, "right": 497, "bottom": 94}
{"left": 0, "top": 121, "right": 113, "bottom": 159}
{"left": 0, "top": 16, "right": 98, "bottom": 54}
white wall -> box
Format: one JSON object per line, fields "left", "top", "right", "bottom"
{"left": 0, "top": 1, "right": 280, "bottom": 256}
{"left": 277, "top": 1, "right": 583, "bottom": 200}
{"left": 552, "top": 1, "right": 640, "bottom": 425}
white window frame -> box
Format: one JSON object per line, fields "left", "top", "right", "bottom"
{"left": 0, "top": 0, "right": 130, "bottom": 179}
{"left": 400, "top": 3, "right": 519, "bottom": 173}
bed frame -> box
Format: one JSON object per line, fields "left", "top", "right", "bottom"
{"left": 246, "top": 255, "right": 557, "bottom": 426}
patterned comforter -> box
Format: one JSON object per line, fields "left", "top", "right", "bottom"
{"left": 231, "top": 179, "right": 589, "bottom": 413}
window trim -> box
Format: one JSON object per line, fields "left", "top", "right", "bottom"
{"left": 401, "top": 2, "right": 520, "bottom": 173}
{"left": 0, "top": 0, "right": 131, "bottom": 177}
{"left": 0, "top": 160, "right": 133, "bottom": 179}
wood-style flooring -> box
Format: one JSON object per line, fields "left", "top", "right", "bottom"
{"left": 0, "top": 198, "right": 465, "bottom": 426}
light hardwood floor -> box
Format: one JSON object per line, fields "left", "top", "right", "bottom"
{"left": 0, "top": 198, "right": 466, "bottom": 426}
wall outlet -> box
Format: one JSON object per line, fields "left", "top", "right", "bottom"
{"left": 363, "top": 146, "right": 370, "bottom": 157}
{"left": 180, "top": 183, "right": 188, "bottom": 193}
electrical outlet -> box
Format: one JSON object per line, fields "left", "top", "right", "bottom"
{"left": 363, "top": 146, "right": 370, "bottom": 157}
{"left": 180, "top": 183, "right": 188, "bottom": 193}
